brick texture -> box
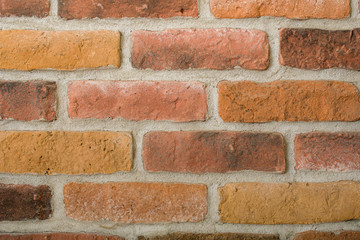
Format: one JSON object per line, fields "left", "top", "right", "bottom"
{"left": 218, "top": 81, "right": 360, "bottom": 122}
{"left": 293, "top": 231, "right": 360, "bottom": 240}
{"left": 143, "top": 131, "right": 285, "bottom": 173}
{"left": 219, "top": 181, "right": 360, "bottom": 224}
{"left": 0, "top": 184, "right": 52, "bottom": 221}
{"left": 295, "top": 132, "right": 360, "bottom": 172}
{"left": 0, "top": 234, "right": 124, "bottom": 240}
{"left": 0, "top": 131, "right": 132, "bottom": 174}
{"left": 138, "top": 233, "right": 279, "bottom": 240}
{"left": 64, "top": 182, "right": 207, "bottom": 223}
{"left": 0, "top": 0, "right": 50, "bottom": 17}
{"left": 68, "top": 81, "right": 207, "bottom": 122}
{"left": 131, "top": 29, "right": 269, "bottom": 70}
{"left": 210, "top": 0, "right": 350, "bottom": 19}
{"left": 0, "top": 30, "right": 120, "bottom": 70}
{"left": 280, "top": 28, "right": 360, "bottom": 70}
{"left": 0, "top": 81, "right": 56, "bottom": 121}
{"left": 59, "top": 0, "right": 198, "bottom": 19}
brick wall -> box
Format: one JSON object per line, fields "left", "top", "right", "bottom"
{"left": 0, "top": 0, "right": 359, "bottom": 239}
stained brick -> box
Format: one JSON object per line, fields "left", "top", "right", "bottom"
{"left": 0, "top": 0, "right": 50, "bottom": 17}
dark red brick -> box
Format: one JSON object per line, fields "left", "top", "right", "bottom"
{"left": 0, "top": 233, "right": 124, "bottom": 240}
{"left": 0, "top": 0, "right": 49, "bottom": 17}
{"left": 139, "top": 233, "right": 279, "bottom": 240}
{"left": 293, "top": 230, "right": 360, "bottom": 240}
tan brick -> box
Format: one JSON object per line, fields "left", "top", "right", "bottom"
{"left": 0, "top": 131, "right": 132, "bottom": 174}
{"left": 219, "top": 181, "right": 360, "bottom": 224}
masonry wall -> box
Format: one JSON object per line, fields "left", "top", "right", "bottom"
{"left": 0, "top": 0, "right": 359, "bottom": 239}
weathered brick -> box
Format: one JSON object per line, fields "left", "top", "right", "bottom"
{"left": 295, "top": 132, "right": 360, "bottom": 172}
{"left": 210, "top": 0, "right": 350, "bottom": 19}
{"left": 143, "top": 131, "right": 285, "bottom": 173}
{"left": 0, "top": 131, "right": 132, "bottom": 174}
{"left": 293, "top": 231, "right": 360, "bottom": 240}
{"left": 0, "top": 233, "right": 124, "bottom": 240}
{"left": 218, "top": 81, "right": 360, "bottom": 122}
{"left": 0, "top": 30, "right": 120, "bottom": 70}
{"left": 59, "top": 0, "right": 198, "bottom": 19}
{"left": 0, "top": 81, "right": 56, "bottom": 121}
{"left": 0, "top": 0, "right": 50, "bottom": 17}
{"left": 138, "top": 233, "right": 279, "bottom": 240}
{"left": 64, "top": 182, "right": 207, "bottom": 223}
{"left": 132, "top": 29, "right": 269, "bottom": 70}
{"left": 68, "top": 81, "right": 207, "bottom": 122}
{"left": 280, "top": 28, "right": 360, "bottom": 70}
{"left": 219, "top": 181, "right": 360, "bottom": 224}
{"left": 0, "top": 184, "right": 52, "bottom": 221}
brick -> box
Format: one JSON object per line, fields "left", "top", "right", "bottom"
{"left": 59, "top": 0, "right": 198, "bottom": 19}
{"left": 68, "top": 81, "right": 207, "bottom": 122}
{"left": 138, "top": 233, "right": 279, "bottom": 240}
{"left": 0, "top": 30, "right": 120, "bottom": 71}
{"left": 132, "top": 29, "right": 269, "bottom": 70}
{"left": 0, "top": 233, "right": 124, "bottom": 240}
{"left": 218, "top": 81, "right": 360, "bottom": 122}
{"left": 0, "top": 184, "right": 52, "bottom": 221}
{"left": 219, "top": 181, "right": 360, "bottom": 224}
{"left": 280, "top": 28, "right": 360, "bottom": 70}
{"left": 0, "top": 81, "right": 56, "bottom": 121}
{"left": 0, "top": 0, "right": 50, "bottom": 17}
{"left": 0, "top": 131, "right": 132, "bottom": 174}
{"left": 143, "top": 131, "right": 285, "bottom": 173}
{"left": 210, "top": 0, "right": 350, "bottom": 19}
{"left": 295, "top": 132, "right": 360, "bottom": 172}
{"left": 64, "top": 182, "right": 207, "bottom": 223}
{"left": 293, "top": 231, "right": 360, "bottom": 240}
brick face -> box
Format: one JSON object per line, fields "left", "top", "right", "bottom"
{"left": 68, "top": 81, "right": 207, "bottom": 122}
{"left": 280, "top": 28, "right": 360, "bottom": 70}
{"left": 0, "top": 0, "right": 50, "bottom": 17}
{"left": 138, "top": 233, "right": 280, "bottom": 240}
{"left": 293, "top": 231, "right": 360, "bottom": 240}
{"left": 218, "top": 81, "right": 360, "bottom": 122}
{"left": 131, "top": 29, "right": 269, "bottom": 70}
{"left": 219, "top": 181, "right": 360, "bottom": 224}
{"left": 0, "top": 81, "right": 56, "bottom": 121}
{"left": 295, "top": 132, "right": 360, "bottom": 172}
{"left": 0, "top": 131, "right": 132, "bottom": 174}
{"left": 0, "top": 184, "right": 52, "bottom": 221}
{"left": 59, "top": 0, "right": 198, "bottom": 19}
{"left": 0, "top": 234, "right": 124, "bottom": 240}
{"left": 143, "top": 131, "right": 285, "bottom": 173}
{"left": 64, "top": 182, "right": 207, "bottom": 223}
{"left": 210, "top": 0, "right": 350, "bottom": 19}
{"left": 0, "top": 30, "right": 120, "bottom": 70}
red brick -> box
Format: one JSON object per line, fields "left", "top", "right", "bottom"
{"left": 59, "top": 0, "right": 198, "bottom": 19}
{"left": 0, "top": 233, "right": 123, "bottom": 240}
{"left": 64, "top": 182, "right": 207, "bottom": 223}
{"left": 143, "top": 131, "right": 285, "bottom": 173}
{"left": 0, "top": 184, "right": 52, "bottom": 221}
{"left": 280, "top": 28, "right": 360, "bottom": 70}
{"left": 210, "top": 0, "right": 350, "bottom": 19}
{"left": 295, "top": 132, "right": 360, "bottom": 172}
{"left": 293, "top": 231, "right": 360, "bottom": 240}
{"left": 132, "top": 29, "right": 269, "bottom": 70}
{"left": 139, "top": 233, "right": 279, "bottom": 240}
{"left": 68, "top": 81, "right": 207, "bottom": 122}
{"left": 0, "top": 0, "right": 49, "bottom": 17}
{"left": 0, "top": 81, "right": 56, "bottom": 121}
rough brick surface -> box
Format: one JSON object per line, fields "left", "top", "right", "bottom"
{"left": 64, "top": 182, "right": 207, "bottom": 223}
{"left": 218, "top": 81, "right": 360, "bottom": 122}
{"left": 0, "top": 0, "right": 50, "bottom": 17}
{"left": 132, "top": 29, "right": 269, "bottom": 70}
{"left": 293, "top": 231, "right": 360, "bottom": 240}
{"left": 280, "top": 28, "right": 360, "bottom": 70}
{"left": 143, "top": 131, "right": 285, "bottom": 173}
{"left": 0, "top": 30, "right": 120, "bottom": 70}
{"left": 0, "top": 81, "right": 56, "bottom": 121}
{"left": 0, "top": 234, "right": 124, "bottom": 240}
{"left": 0, "top": 184, "right": 52, "bottom": 221}
{"left": 295, "top": 132, "right": 360, "bottom": 172}
{"left": 219, "top": 181, "right": 360, "bottom": 224}
{"left": 138, "top": 233, "right": 279, "bottom": 240}
{"left": 210, "top": 0, "right": 350, "bottom": 19}
{"left": 68, "top": 81, "right": 207, "bottom": 122}
{"left": 0, "top": 131, "right": 132, "bottom": 174}
{"left": 59, "top": 0, "right": 198, "bottom": 19}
